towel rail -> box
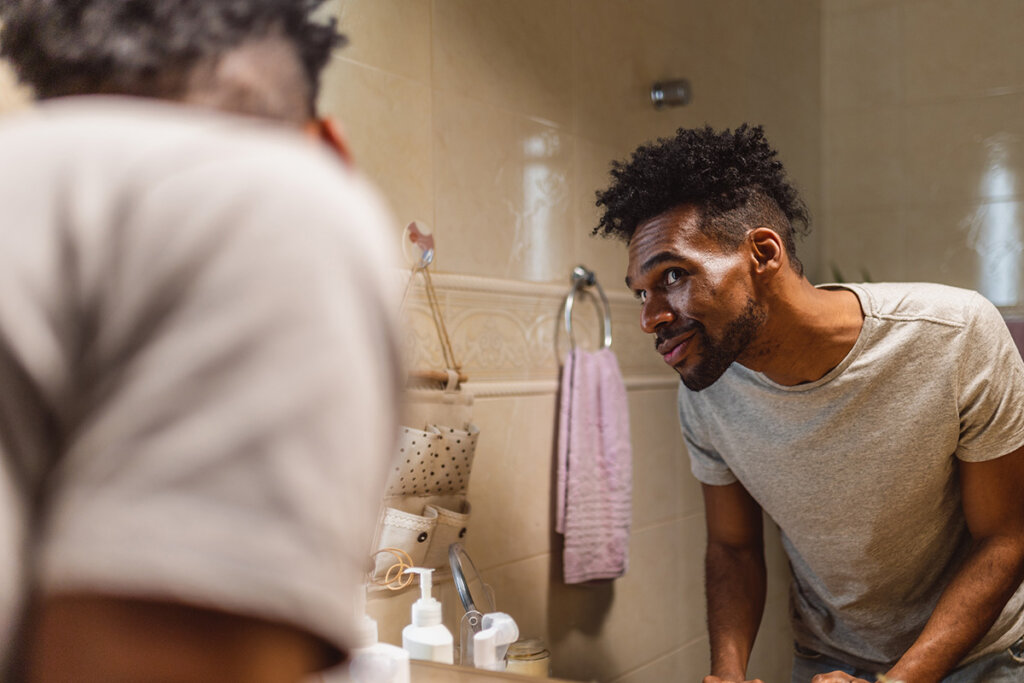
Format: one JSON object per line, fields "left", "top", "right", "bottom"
{"left": 563, "top": 265, "right": 612, "bottom": 350}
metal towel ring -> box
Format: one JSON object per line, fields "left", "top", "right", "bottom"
{"left": 563, "top": 265, "right": 612, "bottom": 350}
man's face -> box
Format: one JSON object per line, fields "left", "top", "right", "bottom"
{"left": 625, "top": 205, "right": 766, "bottom": 391}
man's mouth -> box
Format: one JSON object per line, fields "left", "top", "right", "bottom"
{"left": 657, "top": 331, "right": 697, "bottom": 365}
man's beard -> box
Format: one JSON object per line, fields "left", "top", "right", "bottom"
{"left": 663, "top": 298, "right": 766, "bottom": 392}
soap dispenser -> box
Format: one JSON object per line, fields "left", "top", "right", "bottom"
{"left": 401, "top": 567, "right": 454, "bottom": 664}
{"left": 345, "top": 589, "right": 410, "bottom": 683}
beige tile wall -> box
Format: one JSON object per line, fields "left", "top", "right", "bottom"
{"left": 822, "top": 0, "right": 1024, "bottom": 309}
{"left": 322, "top": 2, "right": 821, "bottom": 682}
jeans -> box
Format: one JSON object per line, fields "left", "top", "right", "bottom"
{"left": 790, "top": 637, "right": 1024, "bottom": 682}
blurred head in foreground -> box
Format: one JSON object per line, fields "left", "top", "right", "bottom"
{"left": 1, "top": 0, "right": 343, "bottom": 130}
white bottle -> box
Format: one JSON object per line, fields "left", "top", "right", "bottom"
{"left": 341, "top": 592, "right": 410, "bottom": 683}
{"left": 401, "top": 567, "right": 454, "bottom": 664}
{"left": 323, "top": 589, "right": 411, "bottom": 679}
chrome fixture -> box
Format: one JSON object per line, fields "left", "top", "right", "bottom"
{"left": 650, "top": 79, "right": 692, "bottom": 108}
{"left": 564, "top": 265, "right": 613, "bottom": 350}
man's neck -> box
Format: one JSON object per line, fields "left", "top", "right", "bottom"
{"left": 739, "top": 278, "right": 864, "bottom": 386}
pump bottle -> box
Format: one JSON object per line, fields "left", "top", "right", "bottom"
{"left": 322, "top": 589, "right": 409, "bottom": 683}
{"left": 401, "top": 567, "right": 454, "bottom": 664}
{"left": 348, "top": 615, "right": 410, "bottom": 683}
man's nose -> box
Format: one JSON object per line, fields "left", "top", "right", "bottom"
{"left": 640, "top": 296, "right": 674, "bottom": 334}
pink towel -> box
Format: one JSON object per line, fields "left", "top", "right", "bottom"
{"left": 555, "top": 348, "right": 633, "bottom": 584}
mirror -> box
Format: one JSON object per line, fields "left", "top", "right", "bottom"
{"left": 449, "top": 542, "right": 495, "bottom": 632}
{"left": 315, "top": 3, "right": 1022, "bottom": 682}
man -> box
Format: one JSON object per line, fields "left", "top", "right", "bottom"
{"left": 595, "top": 124, "right": 1024, "bottom": 682}
{"left": 0, "top": 1, "right": 400, "bottom": 681}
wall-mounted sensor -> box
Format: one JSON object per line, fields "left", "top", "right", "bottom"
{"left": 650, "top": 79, "right": 692, "bottom": 108}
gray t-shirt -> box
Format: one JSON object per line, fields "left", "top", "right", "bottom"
{"left": 0, "top": 98, "right": 402, "bottom": 672}
{"left": 681, "top": 282, "right": 1024, "bottom": 671}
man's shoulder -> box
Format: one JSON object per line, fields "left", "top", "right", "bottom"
{"left": 0, "top": 95, "right": 386, "bottom": 232}
{"left": 0, "top": 96, "right": 342, "bottom": 180}
{"left": 0, "top": 95, "right": 396, "bottom": 293}
{"left": 840, "top": 281, "right": 986, "bottom": 328}
{"left": 1, "top": 96, "right": 219, "bottom": 145}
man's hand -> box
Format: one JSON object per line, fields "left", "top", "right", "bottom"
{"left": 702, "top": 676, "right": 764, "bottom": 683}
{"left": 809, "top": 673, "right": 870, "bottom": 683}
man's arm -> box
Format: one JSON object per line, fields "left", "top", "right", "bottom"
{"left": 884, "top": 444, "right": 1024, "bottom": 683}
{"left": 24, "top": 595, "right": 326, "bottom": 683}
{"left": 702, "top": 481, "right": 767, "bottom": 683}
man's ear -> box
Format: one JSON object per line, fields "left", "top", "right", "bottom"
{"left": 748, "top": 227, "right": 785, "bottom": 275}
{"left": 305, "top": 117, "right": 354, "bottom": 166}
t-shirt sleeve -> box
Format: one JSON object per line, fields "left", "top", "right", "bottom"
{"left": 955, "top": 292, "right": 1024, "bottom": 462}
{"left": 36, "top": 138, "right": 401, "bottom": 658}
{"left": 678, "top": 384, "right": 737, "bottom": 486}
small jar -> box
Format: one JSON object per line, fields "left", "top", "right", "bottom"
{"left": 505, "top": 638, "right": 551, "bottom": 678}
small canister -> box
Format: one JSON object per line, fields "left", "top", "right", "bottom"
{"left": 505, "top": 638, "right": 551, "bottom": 677}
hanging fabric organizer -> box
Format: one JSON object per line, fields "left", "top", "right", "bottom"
{"left": 371, "top": 223, "right": 478, "bottom": 589}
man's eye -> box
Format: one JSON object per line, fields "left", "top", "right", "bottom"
{"left": 637, "top": 290, "right": 647, "bottom": 303}
{"left": 665, "top": 268, "right": 686, "bottom": 285}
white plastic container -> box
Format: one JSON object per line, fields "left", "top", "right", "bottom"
{"left": 329, "top": 591, "right": 410, "bottom": 683}
{"left": 348, "top": 614, "right": 410, "bottom": 683}
{"left": 401, "top": 567, "right": 454, "bottom": 664}
{"left": 473, "top": 627, "right": 500, "bottom": 671}
{"left": 472, "top": 612, "right": 519, "bottom": 672}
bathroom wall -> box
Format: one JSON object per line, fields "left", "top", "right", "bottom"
{"left": 822, "top": 0, "right": 1024, "bottom": 312}
{"left": 317, "top": 2, "right": 821, "bottom": 682}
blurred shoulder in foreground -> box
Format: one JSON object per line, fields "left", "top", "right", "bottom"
{"left": 0, "top": 2, "right": 401, "bottom": 680}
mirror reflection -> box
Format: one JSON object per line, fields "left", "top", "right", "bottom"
{"left": 2, "top": 1, "right": 1023, "bottom": 682}
{"left": 314, "top": 2, "right": 1024, "bottom": 682}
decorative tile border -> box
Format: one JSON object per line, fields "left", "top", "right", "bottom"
{"left": 400, "top": 271, "right": 677, "bottom": 395}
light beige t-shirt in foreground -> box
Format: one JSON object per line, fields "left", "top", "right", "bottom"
{"left": 0, "top": 97, "right": 402, "bottom": 671}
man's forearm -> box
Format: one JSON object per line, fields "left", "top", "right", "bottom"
{"left": 706, "top": 541, "right": 767, "bottom": 680}
{"left": 887, "top": 535, "right": 1024, "bottom": 683}
{"left": 26, "top": 595, "right": 324, "bottom": 683}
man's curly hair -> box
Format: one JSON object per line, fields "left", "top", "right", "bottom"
{"left": 0, "top": 0, "right": 342, "bottom": 110}
{"left": 594, "top": 124, "right": 810, "bottom": 275}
